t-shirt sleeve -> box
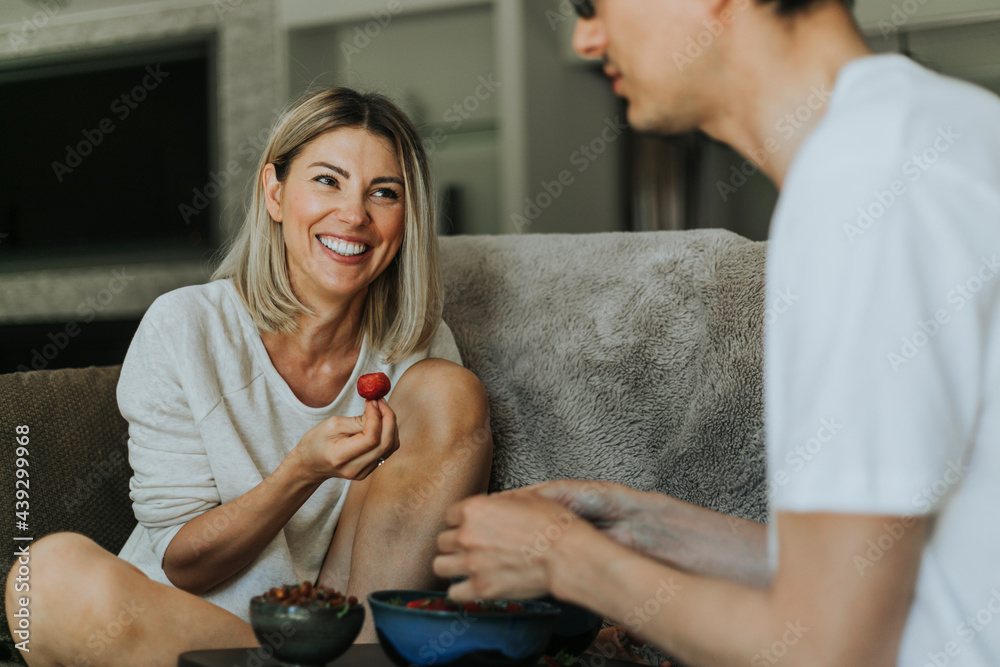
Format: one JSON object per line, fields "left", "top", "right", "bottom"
{"left": 117, "top": 308, "right": 220, "bottom": 565}
{"left": 427, "top": 320, "right": 463, "bottom": 366}
{"left": 765, "top": 129, "right": 988, "bottom": 517}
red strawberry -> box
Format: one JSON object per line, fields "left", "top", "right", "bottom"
{"left": 357, "top": 372, "right": 391, "bottom": 401}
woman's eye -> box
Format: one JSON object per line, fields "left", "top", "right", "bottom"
{"left": 373, "top": 188, "right": 401, "bottom": 200}
{"left": 315, "top": 174, "right": 339, "bottom": 187}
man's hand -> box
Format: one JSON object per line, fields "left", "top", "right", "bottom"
{"left": 433, "top": 492, "right": 602, "bottom": 601}
{"left": 517, "top": 479, "right": 646, "bottom": 551}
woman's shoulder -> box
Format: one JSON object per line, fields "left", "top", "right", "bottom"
{"left": 138, "top": 279, "right": 250, "bottom": 345}
{"left": 121, "top": 279, "right": 261, "bottom": 411}
{"left": 144, "top": 280, "right": 235, "bottom": 325}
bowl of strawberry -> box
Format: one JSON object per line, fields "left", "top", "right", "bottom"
{"left": 368, "top": 590, "right": 561, "bottom": 667}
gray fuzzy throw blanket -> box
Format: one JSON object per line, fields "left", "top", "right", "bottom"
{"left": 439, "top": 230, "right": 768, "bottom": 523}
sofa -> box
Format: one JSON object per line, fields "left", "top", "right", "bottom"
{"left": 0, "top": 230, "right": 768, "bottom": 664}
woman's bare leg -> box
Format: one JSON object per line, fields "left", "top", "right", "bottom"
{"left": 318, "top": 359, "right": 493, "bottom": 641}
{"left": 5, "top": 532, "right": 257, "bottom": 667}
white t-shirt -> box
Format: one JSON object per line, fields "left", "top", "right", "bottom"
{"left": 765, "top": 54, "right": 1000, "bottom": 666}
{"left": 116, "top": 279, "right": 462, "bottom": 622}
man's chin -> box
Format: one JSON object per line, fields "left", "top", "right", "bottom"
{"left": 626, "top": 100, "right": 698, "bottom": 137}
{"left": 624, "top": 101, "right": 666, "bottom": 135}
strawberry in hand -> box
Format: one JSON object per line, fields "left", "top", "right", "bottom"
{"left": 357, "top": 372, "right": 391, "bottom": 401}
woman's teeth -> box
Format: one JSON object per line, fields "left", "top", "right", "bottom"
{"left": 319, "top": 237, "right": 368, "bottom": 257}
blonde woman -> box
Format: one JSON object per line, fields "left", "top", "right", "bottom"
{"left": 7, "top": 88, "right": 493, "bottom": 665}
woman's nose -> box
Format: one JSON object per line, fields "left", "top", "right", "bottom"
{"left": 337, "top": 195, "right": 369, "bottom": 226}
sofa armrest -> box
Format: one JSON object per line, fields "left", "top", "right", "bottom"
{"left": 0, "top": 365, "right": 136, "bottom": 656}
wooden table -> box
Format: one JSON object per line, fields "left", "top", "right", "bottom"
{"left": 178, "top": 643, "right": 637, "bottom": 667}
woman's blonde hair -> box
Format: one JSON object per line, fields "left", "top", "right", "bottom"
{"left": 212, "top": 87, "right": 441, "bottom": 364}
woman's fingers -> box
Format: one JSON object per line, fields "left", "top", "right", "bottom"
{"left": 376, "top": 398, "right": 399, "bottom": 458}
{"left": 361, "top": 399, "right": 383, "bottom": 441}
{"left": 337, "top": 400, "right": 399, "bottom": 478}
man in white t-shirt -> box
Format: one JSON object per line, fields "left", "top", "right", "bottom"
{"left": 434, "top": 1, "right": 1000, "bottom": 665}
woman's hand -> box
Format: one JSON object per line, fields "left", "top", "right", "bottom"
{"left": 291, "top": 398, "right": 399, "bottom": 483}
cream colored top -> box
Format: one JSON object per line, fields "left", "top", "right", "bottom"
{"left": 116, "top": 279, "right": 461, "bottom": 622}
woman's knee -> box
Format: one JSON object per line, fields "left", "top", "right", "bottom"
{"left": 393, "top": 360, "right": 493, "bottom": 461}
{"left": 10, "top": 532, "right": 138, "bottom": 615}
{"left": 395, "top": 359, "right": 490, "bottom": 427}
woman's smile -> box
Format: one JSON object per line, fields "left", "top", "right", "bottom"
{"left": 317, "top": 235, "right": 370, "bottom": 259}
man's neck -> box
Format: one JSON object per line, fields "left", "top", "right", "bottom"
{"left": 699, "top": 4, "right": 873, "bottom": 188}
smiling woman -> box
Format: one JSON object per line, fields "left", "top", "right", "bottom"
{"left": 6, "top": 88, "right": 494, "bottom": 665}
{"left": 215, "top": 88, "right": 441, "bottom": 365}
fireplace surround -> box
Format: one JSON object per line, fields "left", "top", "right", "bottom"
{"left": 0, "top": 0, "right": 284, "bottom": 370}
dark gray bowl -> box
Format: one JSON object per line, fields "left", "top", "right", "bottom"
{"left": 249, "top": 596, "right": 365, "bottom": 666}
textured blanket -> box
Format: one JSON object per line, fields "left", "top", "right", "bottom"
{"left": 439, "top": 230, "right": 768, "bottom": 523}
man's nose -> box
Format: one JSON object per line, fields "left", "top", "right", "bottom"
{"left": 572, "top": 15, "right": 607, "bottom": 60}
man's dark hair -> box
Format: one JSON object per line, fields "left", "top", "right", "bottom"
{"left": 761, "top": 0, "right": 855, "bottom": 14}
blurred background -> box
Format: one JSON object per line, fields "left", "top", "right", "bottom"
{"left": 2, "top": 0, "right": 1000, "bottom": 372}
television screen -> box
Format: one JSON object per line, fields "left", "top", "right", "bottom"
{"left": 0, "top": 40, "right": 214, "bottom": 262}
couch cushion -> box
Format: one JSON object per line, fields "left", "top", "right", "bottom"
{"left": 0, "top": 365, "right": 134, "bottom": 661}
{"left": 439, "top": 230, "right": 768, "bottom": 523}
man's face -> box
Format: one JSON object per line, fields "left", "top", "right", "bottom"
{"left": 573, "top": 0, "right": 723, "bottom": 134}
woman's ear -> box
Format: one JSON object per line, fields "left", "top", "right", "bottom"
{"left": 262, "top": 163, "right": 283, "bottom": 223}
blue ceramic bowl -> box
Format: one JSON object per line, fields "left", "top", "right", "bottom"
{"left": 249, "top": 596, "right": 365, "bottom": 666}
{"left": 368, "top": 590, "right": 561, "bottom": 667}
{"left": 542, "top": 597, "right": 603, "bottom": 660}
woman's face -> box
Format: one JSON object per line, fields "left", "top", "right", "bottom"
{"left": 263, "top": 127, "right": 406, "bottom": 310}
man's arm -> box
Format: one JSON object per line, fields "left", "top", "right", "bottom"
{"left": 524, "top": 480, "right": 771, "bottom": 587}
{"left": 436, "top": 495, "right": 925, "bottom": 667}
